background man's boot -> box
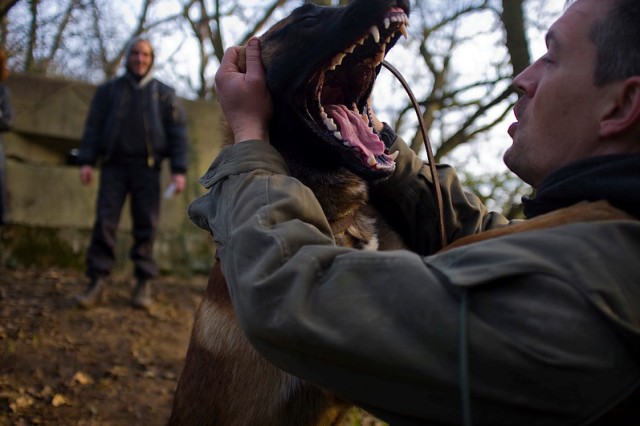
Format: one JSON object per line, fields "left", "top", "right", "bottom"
{"left": 75, "top": 277, "right": 106, "bottom": 309}
{"left": 132, "top": 279, "right": 153, "bottom": 310}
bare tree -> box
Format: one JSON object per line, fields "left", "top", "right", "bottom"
{"left": 0, "top": 0, "right": 19, "bottom": 20}
{"left": 3, "top": 0, "right": 561, "bottom": 214}
{"left": 175, "top": 0, "right": 290, "bottom": 99}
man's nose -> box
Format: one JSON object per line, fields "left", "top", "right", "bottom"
{"left": 512, "top": 61, "right": 539, "bottom": 97}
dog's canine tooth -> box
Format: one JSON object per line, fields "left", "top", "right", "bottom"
{"left": 388, "top": 151, "right": 400, "bottom": 161}
{"left": 370, "top": 25, "right": 380, "bottom": 43}
{"left": 399, "top": 23, "right": 408, "bottom": 38}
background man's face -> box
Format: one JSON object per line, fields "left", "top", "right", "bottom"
{"left": 127, "top": 41, "right": 153, "bottom": 77}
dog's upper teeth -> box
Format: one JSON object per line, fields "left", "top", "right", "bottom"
{"left": 388, "top": 150, "right": 400, "bottom": 161}
{"left": 334, "top": 131, "right": 343, "bottom": 140}
{"left": 367, "top": 155, "right": 377, "bottom": 167}
{"left": 383, "top": 18, "right": 391, "bottom": 30}
{"left": 370, "top": 25, "right": 380, "bottom": 43}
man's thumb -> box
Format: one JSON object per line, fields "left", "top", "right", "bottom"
{"left": 245, "top": 38, "right": 264, "bottom": 75}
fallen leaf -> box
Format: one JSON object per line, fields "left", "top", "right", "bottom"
{"left": 51, "top": 394, "right": 69, "bottom": 407}
{"left": 71, "top": 371, "right": 94, "bottom": 385}
{"left": 10, "top": 395, "right": 34, "bottom": 412}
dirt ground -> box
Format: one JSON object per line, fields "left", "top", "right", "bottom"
{"left": 0, "top": 266, "right": 385, "bottom": 426}
{"left": 0, "top": 266, "right": 206, "bottom": 426}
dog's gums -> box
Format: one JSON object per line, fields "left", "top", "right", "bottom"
{"left": 308, "top": 7, "right": 409, "bottom": 172}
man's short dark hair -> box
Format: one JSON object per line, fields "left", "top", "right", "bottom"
{"left": 588, "top": 0, "right": 640, "bottom": 85}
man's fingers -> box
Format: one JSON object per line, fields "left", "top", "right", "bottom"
{"left": 215, "top": 46, "right": 242, "bottom": 85}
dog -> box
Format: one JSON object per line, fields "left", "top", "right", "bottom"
{"left": 169, "top": 1, "right": 411, "bottom": 425}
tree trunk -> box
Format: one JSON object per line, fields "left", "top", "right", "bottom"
{"left": 501, "top": 0, "right": 530, "bottom": 77}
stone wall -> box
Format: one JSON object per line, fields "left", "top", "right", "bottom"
{"left": 1, "top": 73, "right": 225, "bottom": 276}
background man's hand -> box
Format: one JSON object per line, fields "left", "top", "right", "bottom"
{"left": 172, "top": 173, "right": 186, "bottom": 193}
{"left": 79, "top": 165, "right": 93, "bottom": 185}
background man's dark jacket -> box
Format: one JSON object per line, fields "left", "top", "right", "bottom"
{"left": 78, "top": 75, "right": 188, "bottom": 173}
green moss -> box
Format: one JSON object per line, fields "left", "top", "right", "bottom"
{"left": 1, "top": 225, "right": 85, "bottom": 270}
{"left": 1, "top": 224, "right": 213, "bottom": 275}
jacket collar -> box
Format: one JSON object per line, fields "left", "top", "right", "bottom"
{"left": 522, "top": 154, "right": 640, "bottom": 219}
{"left": 124, "top": 69, "right": 155, "bottom": 89}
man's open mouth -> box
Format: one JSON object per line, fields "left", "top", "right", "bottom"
{"left": 304, "top": 8, "right": 409, "bottom": 173}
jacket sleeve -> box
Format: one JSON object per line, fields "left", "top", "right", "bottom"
{"left": 78, "top": 84, "right": 110, "bottom": 166}
{"left": 188, "top": 140, "right": 636, "bottom": 425}
{"left": 0, "top": 86, "right": 13, "bottom": 132}
{"left": 369, "top": 135, "right": 509, "bottom": 255}
{"left": 161, "top": 87, "right": 189, "bottom": 174}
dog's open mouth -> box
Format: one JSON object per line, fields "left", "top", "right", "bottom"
{"left": 306, "top": 7, "right": 409, "bottom": 174}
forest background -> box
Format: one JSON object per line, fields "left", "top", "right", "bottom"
{"left": 1, "top": 0, "right": 566, "bottom": 217}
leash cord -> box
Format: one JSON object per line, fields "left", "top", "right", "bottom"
{"left": 459, "top": 288, "right": 473, "bottom": 426}
{"left": 381, "top": 60, "right": 447, "bottom": 249}
{"left": 383, "top": 60, "right": 472, "bottom": 424}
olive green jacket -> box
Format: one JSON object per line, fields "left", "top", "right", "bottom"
{"left": 189, "top": 138, "right": 640, "bottom": 425}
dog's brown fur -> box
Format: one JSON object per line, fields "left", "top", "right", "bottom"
{"left": 170, "top": 1, "right": 409, "bottom": 425}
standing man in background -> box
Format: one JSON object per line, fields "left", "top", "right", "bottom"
{"left": 0, "top": 49, "right": 14, "bottom": 227}
{"left": 76, "top": 36, "right": 189, "bottom": 310}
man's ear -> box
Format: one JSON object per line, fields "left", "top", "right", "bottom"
{"left": 600, "top": 76, "right": 640, "bottom": 138}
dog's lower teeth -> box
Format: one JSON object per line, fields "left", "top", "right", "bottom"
{"left": 324, "top": 118, "right": 338, "bottom": 131}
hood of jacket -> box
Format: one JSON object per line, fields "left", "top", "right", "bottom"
{"left": 523, "top": 154, "right": 640, "bottom": 219}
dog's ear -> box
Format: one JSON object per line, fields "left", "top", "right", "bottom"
{"left": 237, "top": 45, "right": 247, "bottom": 73}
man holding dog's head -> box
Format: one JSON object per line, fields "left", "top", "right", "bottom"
{"left": 191, "top": 0, "right": 640, "bottom": 424}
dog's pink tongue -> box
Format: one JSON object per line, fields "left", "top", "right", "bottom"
{"left": 324, "top": 105, "right": 385, "bottom": 156}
